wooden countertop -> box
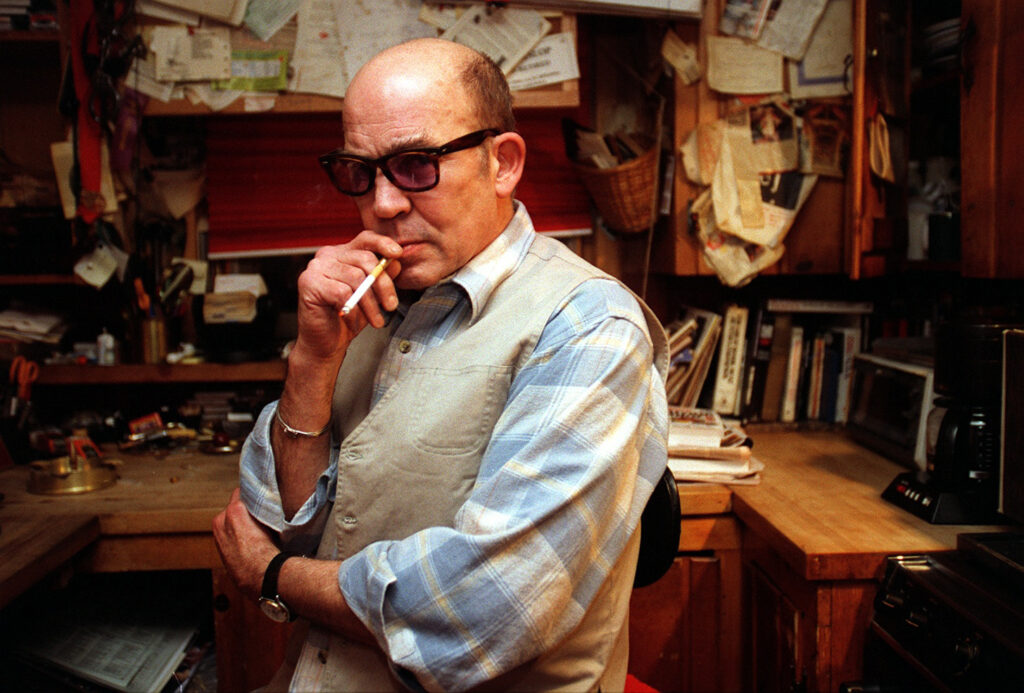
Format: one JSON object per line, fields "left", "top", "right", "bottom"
{"left": 0, "top": 447, "right": 239, "bottom": 608}
{"left": 0, "top": 430, "right": 1013, "bottom": 609}
{"left": 731, "top": 429, "right": 1012, "bottom": 582}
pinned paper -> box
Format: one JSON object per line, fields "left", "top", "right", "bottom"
{"left": 149, "top": 25, "right": 232, "bottom": 82}
{"left": 507, "top": 32, "right": 580, "bottom": 92}
{"left": 74, "top": 242, "right": 119, "bottom": 288}
{"left": 661, "top": 29, "right": 701, "bottom": 85}
{"left": 50, "top": 140, "right": 119, "bottom": 220}
{"left": 707, "top": 35, "right": 783, "bottom": 94}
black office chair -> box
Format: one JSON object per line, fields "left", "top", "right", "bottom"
{"left": 633, "top": 465, "right": 681, "bottom": 588}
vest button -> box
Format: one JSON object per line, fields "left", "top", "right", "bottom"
{"left": 342, "top": 515, "right": 358, "bottom": 525}
{"left": 398, "top": 339, "right": 412, "bottom": 353}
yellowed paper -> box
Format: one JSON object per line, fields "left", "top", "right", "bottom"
{"left": 149, "top": 25, "right": 232, "bottom": 82}
{"left": 507, "top": 32, "right": 580, "bottom": 91}
{"left": 757, "top": 0, "right": 829, "bottom": 61}
{"left": 661, "top": 28, "right": 701, "bottom": 85}
{"left": 50, "top": 140, "right": 119, "bottom": 220}
{"left": 441, "top": 5, "right": 551, "bottom": 75}
{"left": 707, "top": 35, "right": 784, "bottom": 94}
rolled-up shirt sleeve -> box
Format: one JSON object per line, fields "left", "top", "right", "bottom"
{"left": 239, "top": 402, "right": 336, "bottom": 554}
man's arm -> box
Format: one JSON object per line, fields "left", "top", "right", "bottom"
{"left": 212, "top": 488, "right": 375, "bottom": 646}
{"left": 333, "top": 282, "right": 669, "bottom": 690}
{"left": 272, "top": 233, "right": 403, "bottom": 517}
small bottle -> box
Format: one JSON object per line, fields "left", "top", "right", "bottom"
{"left": 97, "top": 328, "right": 116, "bottom": 365}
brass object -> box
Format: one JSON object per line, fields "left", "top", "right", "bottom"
{"left": 28, "top": 455, "right": 122, "bottom": 495}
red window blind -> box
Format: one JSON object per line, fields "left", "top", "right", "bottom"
{"left": 205, "top": 111, "right": 593, "bottom": 258}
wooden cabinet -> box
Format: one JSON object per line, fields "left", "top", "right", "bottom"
{"left": 731, "top": 430, "right": 1009, "bottom": 693}
{"left": 959, "top": 0, "right": 1024, "bottom": 277}
{"left": 628, "top": 484, "right": 743, "bottom": 693}
{"left": 0, "top": 451, "right": 289, "bottom": 693}
{"left": 848, "top": 0, "right": 1024, "bottom": 279}
{"left": 654, "top": 0, "right": 850, "bottom": 278}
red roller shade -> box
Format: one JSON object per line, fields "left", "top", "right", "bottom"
{"left": 205, "top": 112, "right": 593, "bottom": 258}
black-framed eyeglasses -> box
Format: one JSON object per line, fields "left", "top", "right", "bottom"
{"left": 318, "top": 129, "right": 502, "bottom": 196}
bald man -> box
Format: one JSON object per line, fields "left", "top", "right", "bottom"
{"left": 213, "top": 38, "right": 669, "bottom": 692}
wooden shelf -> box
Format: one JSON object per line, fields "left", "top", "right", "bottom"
{"left": 0, "top": 30, "right": 60, "bottom": 43}
{"left": 0, "top": 274, "right": 82, "bottom": 286}
{"left": 36, "top": 360, "right": 286, "bottom": 385}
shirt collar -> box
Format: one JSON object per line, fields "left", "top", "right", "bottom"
{"left": 440, "top": 201, "right": 536, "bottom": 322}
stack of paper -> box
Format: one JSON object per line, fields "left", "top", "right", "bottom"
{"left": 0, "top": 306, "right": 67, "bottom": 344}
{"left": 667, "top": 407, "right": 764, "bottom": 485}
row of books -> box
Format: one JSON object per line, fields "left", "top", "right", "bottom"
{"left": 0, "top": 0, "right": 56, "bottom": 31}
{"left": 666, "top": 298, "right": 871, "bottom": 424}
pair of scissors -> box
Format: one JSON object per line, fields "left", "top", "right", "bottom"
{"left": 9, "top": 356, "right": 39, "bottom": 401}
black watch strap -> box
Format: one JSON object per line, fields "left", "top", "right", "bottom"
{"left": 261, "top": 552, "right": 299, "bottom": 606}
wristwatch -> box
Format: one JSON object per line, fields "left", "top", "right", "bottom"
{"left": 259, "top": 551, "right": 299, "bottom": 623}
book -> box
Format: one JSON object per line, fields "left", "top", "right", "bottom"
{"left": 19, "top": 604, "right": 198, "bottom": 693}
{"left": 742, "top": 308, "right": 776, "bottom": 421}
{"left": 818, "top": 331, "right": 842, "bottom": 422}
{"left": 780, "top": 324, "right": 805, "bottom": 422}
{"left": 764, "top": 298, "right": 874, "bottom": 314}
{"left": 805, "top": 332, "right": 826, "bottom": 420}
{"left": 668, "top": 306, "right": 723, "bottom": 407}
{"left": 668, "top": 406, "right": 726, "bottom": 448}
{"left": 760, "top": 312, "right": 793, "bottom": 422}
{"left": 831, "top": 325, "right": 862, "bottom": 423}
{"left": 711, "top": 304, "right": 749, "bottom": 416}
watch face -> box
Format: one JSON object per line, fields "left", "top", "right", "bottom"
{"left": 259, "top": 597, "right": 291, "bottom": 623}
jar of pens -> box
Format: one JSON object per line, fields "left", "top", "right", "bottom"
{"left": 133, "top": 277, "right": 166, "bottom": 364}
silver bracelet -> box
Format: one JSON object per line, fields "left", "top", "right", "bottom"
{"left": 275, "top": 408, "right": 331, "bottom": 439}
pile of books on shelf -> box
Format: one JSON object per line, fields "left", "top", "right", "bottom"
{"left": 0, "top": 0, "right": 56, "bottom": 32}
{"left": 667, "top": 406, "right": 762, "bottom": 484}
{"left": 664, "top": 298, "right": 872, "bottom": 426}
{"left": 665, "top": 306, "right": 723, "bottom": 407}
{"left": 740, "top": 298, "right": 871, "bottom": 425}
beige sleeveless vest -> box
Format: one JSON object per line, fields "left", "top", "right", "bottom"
{"left": 308, "top": 233, "right": 668, "bottom": 691}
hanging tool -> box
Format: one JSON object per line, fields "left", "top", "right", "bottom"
{"left": 7, "top": 356, "right": 40, "bottom": 429}
{"left": 134, "top": 276, "right": 153, "bottom": 316}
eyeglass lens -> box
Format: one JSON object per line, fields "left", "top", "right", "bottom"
{"left": 326, "top": 152, "right": 437, "bottom": 196}
{"left": 320, "top": 129, "right": 500, "bottom": 196}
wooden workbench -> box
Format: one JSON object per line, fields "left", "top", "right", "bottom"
{"left": 0, "top": 432, "right": 1013, "bottom": 693}
{"left": 0, "top": 447, "right": 289, "bottom": 693}
{"left": 729, "top": 430, "right": 1011, "bottom": 692}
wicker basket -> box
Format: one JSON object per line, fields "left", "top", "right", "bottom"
{"left": 573, "top": 144, "right": 659, "bottom": 234}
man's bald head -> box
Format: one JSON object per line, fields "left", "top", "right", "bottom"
{"left": 344, "top": 38, "right": 515, "bottom": 135}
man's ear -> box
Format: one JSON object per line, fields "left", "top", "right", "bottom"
{"left": 492, "top": 132, "right": 526, "bottom": 199}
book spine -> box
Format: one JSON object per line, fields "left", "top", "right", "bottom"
{"left": 780, "top": 325, "right": 804, "bottom": 423}
{"left": 819, "top": 331, "right": 841, "bottom": 422}
{"left": 742, "top": 309, "right": 775, "bottom": 421}
{"left": 833, "top": 326, "right": 862, "bottom": 424}
{"left": 765, "top": 298, "right": 874, "bottom": 314}
{"left": 760, "top": 313, "right": 792, "bottom": 422}
{"left": 805, "top": 333, "right": 826, "bottom": 420}
{"left": 712, "top": 305, "right": 749, "bottom": 415}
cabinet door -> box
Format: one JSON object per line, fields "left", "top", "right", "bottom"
{"left": 629, "top": 552, "right": 742, "bottom": 693}
{"left": 747, "top": 562, "right": 808, "bottom": 693}
{"left": 628, "top": 513, "right": 742, "bottom": 693}
{"left": 960, "top": 0, "right": 1024, "bottom": 277}
{"left": 848, "top": 0, "right": 911, "bottom": 278}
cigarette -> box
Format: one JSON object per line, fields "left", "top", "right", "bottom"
{"left": 340, "top": 257, "right": 391, "bottom": 316}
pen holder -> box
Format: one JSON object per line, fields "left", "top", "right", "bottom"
{"left": 140, "top": 317, "right": 167, "bottom": 364}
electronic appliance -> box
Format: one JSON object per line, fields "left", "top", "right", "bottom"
{"left": 841, "top": 330, "right": 1024, "bottom": 692}
{"left": 847, "top": 353, "right": 934, "bottom": 471}
{"left": 846, "top": 536, "right": 1024, "bottom": 692}
{"left": 879, "top": 316, "right": 1022, "bottom": 524}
